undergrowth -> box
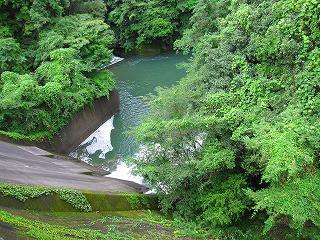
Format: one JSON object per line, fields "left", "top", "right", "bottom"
{"left": 0, "top": 182, "right": 91, "bottom": 212}
{"left": 0, "top": 210, "right": 107, "bottom": 239}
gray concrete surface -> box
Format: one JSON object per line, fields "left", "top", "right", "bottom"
{"left": 17, "top": 146, "right": 53, "bottom": 156}
{"left": 0, "top": 141, "right": 147, "bottom": 193}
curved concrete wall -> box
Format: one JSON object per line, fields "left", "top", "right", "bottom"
{"left": 48, "top": 90, "right": 120, "bottom": 154}
{"left": 0, "top": 90, "right": 120, "bottom": 155}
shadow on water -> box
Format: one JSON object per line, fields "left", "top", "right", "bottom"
{"left": 70, "top": 52, "right": 190, "bottom": 183}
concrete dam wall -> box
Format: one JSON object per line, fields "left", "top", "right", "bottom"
{"left": 0, "top": 90, "right": 120, "bottom": 155}
{"left": 49, "top": 90, "right": 120, "bottom": 155}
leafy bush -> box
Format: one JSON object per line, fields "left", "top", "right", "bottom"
{"left": 0, "top": 182, "right": 92, "bottom": 212}
{"left": 0, "top": 3, "right": 115, "bottom": 139}
{"left": 131, "top": 0, "right": 320, "bottom": 235}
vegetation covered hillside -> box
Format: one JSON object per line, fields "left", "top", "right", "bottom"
{"left": 131, "top": 0, "right": 320, "bottom": 238}
{"left": 0, "top": 0, "right": 195, "bottom": 140}
{"left": 105, "top": 0, "right": 196, "bottom": 51}
{"left": 1, "top": 0, "right": 320, "bottom": 238}
{"left": 0, "top": 0, "right": 115, "bottom": 140}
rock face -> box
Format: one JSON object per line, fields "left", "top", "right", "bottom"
{"left": 48, "top": 90, "right": 120, "bottom": 155}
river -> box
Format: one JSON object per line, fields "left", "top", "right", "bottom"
{"left": 70, "top": 52, "right": 189, "bottom": 183}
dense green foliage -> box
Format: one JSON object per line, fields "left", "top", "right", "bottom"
{"left": 0, "top": 0, "right": 115, "bottom": 139}
{"left": 0, "top": 0, "right": 196, "bottom": 139}
{"left": 2, "top": 0, "right": 320, "bottom": 238}
{"left": 106, "top": 0, "right": 197, "bottom": 51}
{"left": 131, "top": 0, "right": 320, "bottom": 237}
{"left": 0, "top": 182, "right": 92, "bottom": 211}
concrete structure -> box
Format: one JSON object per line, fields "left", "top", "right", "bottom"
{"left": 0, "top": 90, "right": 120, "bottom": 155}
{"left": 0, "top": 141, "right": 147, "bottom": 193}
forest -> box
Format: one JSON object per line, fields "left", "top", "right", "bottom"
{"left": 1, "top": 0, "right": 319, "bottom": 239}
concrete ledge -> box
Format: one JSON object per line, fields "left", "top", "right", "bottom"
{"left": 0, "top": 141, "right": 147, "bottom": 193}
{"left": 0, "top": 193, "right": 159, "bottom": 212}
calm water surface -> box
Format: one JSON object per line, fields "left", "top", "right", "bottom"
{"left": 70, "top": 52, "right": 189, "bottom": 183}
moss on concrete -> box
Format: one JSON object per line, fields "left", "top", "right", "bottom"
{"left": 0, "top": 191, "right": 159, "bottom": 212}
{"left": 84, "top": 192, "right": 159, "bottom": 212}
{"left": 0, "top": 194, "right": 77, "bottom": 212}
{"left": 0, "top": 207, "right": 177, "bottom": 240}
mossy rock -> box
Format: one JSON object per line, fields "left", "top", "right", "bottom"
{"left": 84, "top": 193, "right": 136, "bottom": 211}
{"left": 23, "top": 194, "right": 76, "bottom": 212}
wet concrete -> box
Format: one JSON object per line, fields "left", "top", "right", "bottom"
{"left": 0, "top": 141, "right": 147, "bottom": 193}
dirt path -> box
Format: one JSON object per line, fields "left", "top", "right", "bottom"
{"left": 0, "top": 141, "right": 146, "bottom": 193}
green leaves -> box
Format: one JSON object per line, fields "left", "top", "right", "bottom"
{"left": 200, "top": 140, "right": 235, "bottom": 172}
{"left": 0, "top": 182, "right": 92, "bottom": 212}
{"left": 0, "top": 38, "right": 26, "bottom": 73}
{"left": 36, "top": 14, "right": 114, "bottom": 68}
{"left": 107, "top": 0, "right": 193, "bottom": 51}
{"left": 199, "top": 174, "right": 250, "bottom": 226}
{"left": 41, "top": 82, "right": 63, "bottom": 103}
{"left": 247, "top": 173, "right": 320, "bottom": 233}
{"left": 244, "top": 123, "right": 314, "bottom": 183}
{"left": 131, "top": 0, "right": 320, "bottom": 234}
{"left": 0, "top": 72, "right": 40, "bottom": 133}
{"left": 27, "top": 0, "right": 68, "bottom": 31}
{"left": 59, "top": 189, "right": 92, "bottom": 212}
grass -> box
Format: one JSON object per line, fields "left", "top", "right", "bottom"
{"left": 0, "top": 207, "right": 185, "bottom": 239}
{"left": 1, "top": 206, "right": 319, "bottom": 239}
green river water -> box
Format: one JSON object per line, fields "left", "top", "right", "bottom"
{"left": 70, "top": 52, "right": 189, "bottom": 182}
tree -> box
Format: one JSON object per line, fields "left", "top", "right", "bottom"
{"left": 0, "top": 38, "right": 26, "bottom": 74}
{"left": 0, "top": 1, "right": 116, "bottom": 139}
{"left": 67, "top": 0, "right": 107, "bottom": 18}
{"left": 107, "top": 0, "right": 196, "bottom": 51}
{"left": 35, "top": 14, "right": 114, "bottom": 68}
{"left": 0, "top": 71, "right": 41, "bottom": 135}
{"left": 131, "top": 0, "right": 320, "bottom": 236}
{"left": 0, "top": 47, "right": 115, "bottom": 139}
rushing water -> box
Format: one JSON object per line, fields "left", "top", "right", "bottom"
{"left": 70, "top": 52, "right": 189, "bottom": 183}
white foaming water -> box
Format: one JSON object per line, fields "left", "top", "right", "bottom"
{"left": 85, "top": 116, "right": 114, "bottom": 157}
{"left": 70, "top": 115, "right": 143, "bottom": 184}
{"left": 107, "top": 162, "right": 143, "bottom": 183}
{"left": 110, "top": 56, "right": 124, "bottom": 65}
{"left": 95, "top": 56, "right": 124, "bottom": 70}
{"left": 70, "top": 116, "right": 114, "bottom": 161}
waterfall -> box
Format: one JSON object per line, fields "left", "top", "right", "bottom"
{"left": 70, "top": 52, "right": 189, "bottom": 184}
{"left": 95, "top": 56, "right": 124, "bottom": 70}
{"left": 109, "top": 56, "right": 124, "bottom": 65}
